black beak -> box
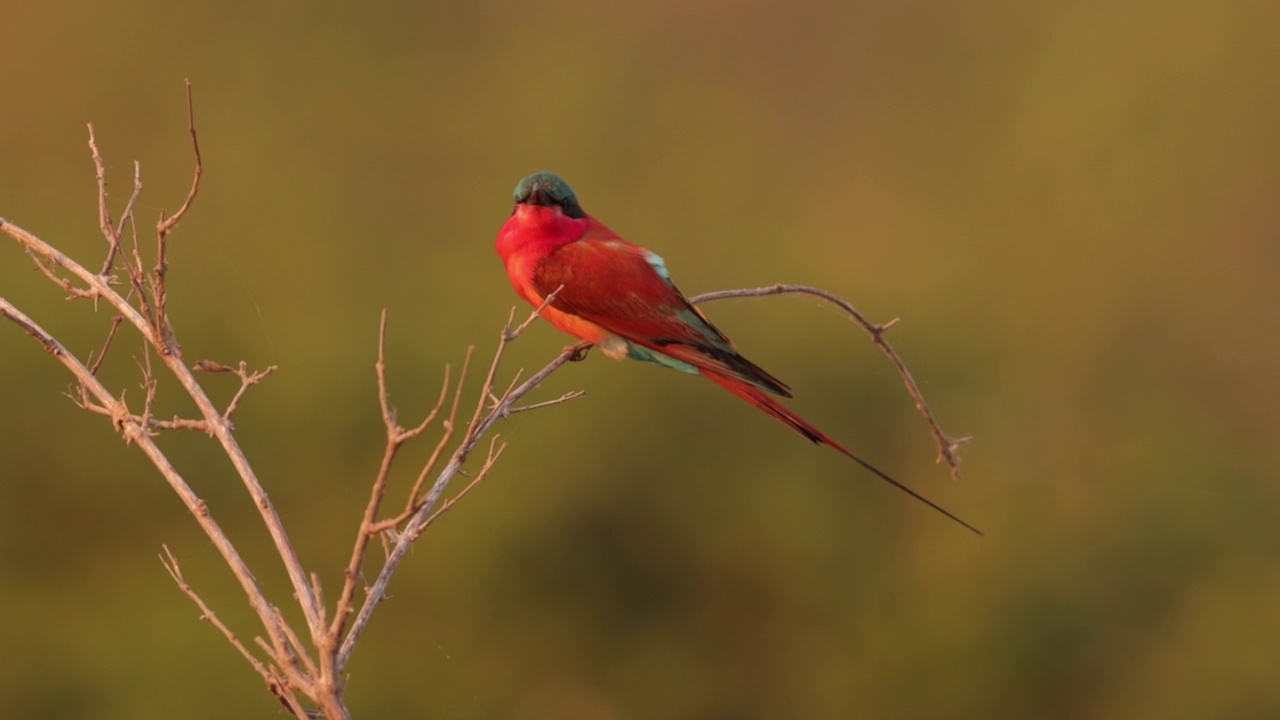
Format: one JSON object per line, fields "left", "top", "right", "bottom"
{"left": 525, "top": 183, "right": 551, "bottom": 206}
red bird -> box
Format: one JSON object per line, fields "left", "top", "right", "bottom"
{"left": 496, "top": 172, "right": 979, "bottom": 534}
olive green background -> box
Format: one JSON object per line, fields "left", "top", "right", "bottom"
{"left": 3, "top": 2, "right": 1278, "bottom": 718}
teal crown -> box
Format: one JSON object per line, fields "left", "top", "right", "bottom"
{"left": 513, "top": 172, "right": 585, "bottom": 218}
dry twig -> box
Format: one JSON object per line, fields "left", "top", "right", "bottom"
{"left": 689, "top": 284, "right": 971, "bottom": 478}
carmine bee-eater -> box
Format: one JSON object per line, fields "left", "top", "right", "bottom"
{"left": 496, "top": 172, "right": 980, "bottom": 534}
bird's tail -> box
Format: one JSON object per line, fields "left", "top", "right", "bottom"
{"left": 699, "top": 369, "right": 982, "bottom": 535}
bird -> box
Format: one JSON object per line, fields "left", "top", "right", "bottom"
{"left": 495, "top": 171, "right": 980, "bottom": 534}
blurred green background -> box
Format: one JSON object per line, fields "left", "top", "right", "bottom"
{"left": 3, "top": 1, "right": 1279, "bottom": 718}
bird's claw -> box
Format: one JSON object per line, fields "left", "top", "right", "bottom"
{"left": 567, "top": 343, "right": 592, "bottom": 362}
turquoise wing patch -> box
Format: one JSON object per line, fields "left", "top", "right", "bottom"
{"left": 624, "top": 341, "right": 700, "bottom": 375}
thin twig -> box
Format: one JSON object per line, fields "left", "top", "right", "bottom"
{"left": 88, "top": 315, "right": 124, "bottom": 375}
{"left": 399, "top": 347, "right": 474, "bottom": 515}
{"left": 27, "top": 248, "right": 94, "bottom": 299}
{"left": 123, "top": 190, "right": 156, "bottom": 332}
{"left": 0, "top": 296, "right": 311, "bottom": 702}
{"left": 337, "top": 330, "right": 583, "bottom": 670}
{"left": 503, "top": 390, "right": 586, "bottom": 415}
{"left": 222, "top": 362, "right": 278, "bottom": 421}
{"left": 156, "top": 79, "right": 203, "bottom": 238}
{"left": 97, "top": 160, "right": 143, "bottom": 276}
{"left": 160, "top": 546, "right": 293, "bottom": 701}
{"left": 150, "top": 81, "right": 202, "bottom": 352}
{"left": 505, "top": 285, "right": 562, "bottom": 341}
{"left": 138, "top": 346, "right": 157, "bottom": 438}
{"left": 276, "top": 607, "right": 320, "bottom": 681}
{"left": 688, "top": 284, "right": 971, "bottom": 478}
{"left": 328, "top": 316, "right": 467, "bottom": 659}
{"left": 421, "top": 436, "right": 507, "bottom": 530}
{"left": 252, "top": 637, "right": 317, "bottom": 720}
{"left": 114, "top": 162, "right": 144, "bottom": 247}
{"left": 88, "top": 124, "right": 116, "bottom": 258}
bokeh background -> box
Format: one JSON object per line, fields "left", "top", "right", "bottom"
{"left": 3, "top": 2, "right": 1279, "bottom": 718}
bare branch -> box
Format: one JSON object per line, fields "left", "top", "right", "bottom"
{"left": 328, "top": 318, "right": 472, "bottom": 657}
{"left": 404, "top": 362, "right": 452, "bottom": 438}
{"left": 337, "top": 335, "right": 583, "bottom": 670}
{"left": 222, "top": 361, "right": 278, "bottom": 422}
{"left": 1, "top": 295, "right": 62, "bottom": 354}
{"left": 27, "top": 248, "right": 95, "bottom": 299}
{"left": 506, "top": 285, "right": 562, "bottom": 340}
{"left": 688, "top": 284, "right": 971, "bottom": 479}
{"left": 400, "top": 346, "right": 473, "bottom": 514}
{"left": 421, "top": 436, "right": 507, "bottom": 530}
{"left": 375, "top": 310, "right": 400, "bottom": 431}
{"left": 157, "top": 79, "right": 203, "bottom": 238}
{"left": 276, "top": 606, "right": 319, "bottom": 681}
{"left": 0, "top": 296, "right": 309, "bottom": 688}
{"left": 125, "top": 208, "right": 156, "bottom": 332}
{"left": 137, "top": 347, "right": 157, "bottom": 436}
{"left": 5, "top": 88, "right": 363, "bottom": 716}
{"left": 4, "top": 90, "right": 326, "bottom": 694}
{"left": 88, "top": 124, "right": 115, "bottom": 252}
{"left": 148, "top": 81, "right": 202, "bottom": 353}
{"left": 114, "top": 162, "right": 144, "bottom": 246}
{"left": 160, "top": 546, "right": 298, "bottom": 707}
{"left": 503, "top": 390, "right": 586, "bottom": 415}
{"left": 88, "top": 315, "right": 124, "bottom": 375}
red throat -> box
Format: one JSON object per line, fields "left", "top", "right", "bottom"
{"left": 496, "top": 205, "right": 588, "bottom": 263}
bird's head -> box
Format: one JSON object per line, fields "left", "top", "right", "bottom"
{"left": 512, "top": 172, "right": 587, "bottom": 219}
{"left": 497, "top": 172, "right": 592, "bottom": 263}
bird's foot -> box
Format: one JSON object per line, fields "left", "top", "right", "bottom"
{"left": 567, "top": 342, "right": 593, "bottom": 362}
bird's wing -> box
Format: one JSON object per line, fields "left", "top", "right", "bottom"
{"left": 532, "top": 230, "right": 792, "bottom": 397}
